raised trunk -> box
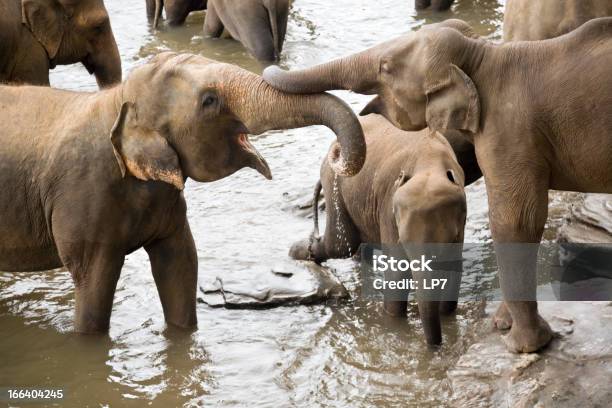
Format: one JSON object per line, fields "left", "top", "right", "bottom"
{"left": 225, "top": 71, "right": 366, "bottom": 176}
{"left": 262, "top": 50, "right": 379, "bottom": 95}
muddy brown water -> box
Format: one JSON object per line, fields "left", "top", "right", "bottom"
{"left": 0, "top": 0, "right": 583, "bottom": 406}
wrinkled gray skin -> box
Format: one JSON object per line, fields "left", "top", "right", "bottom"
{"left": 147, "top": 0, "right": 289, "bottom": 63}
{"left": 0, "top": 52, "right": 365, "bottom": 334}
{"left": 263, "top": 18, "right": 612, "bottom": 353}
{"left": 290, "top": 114, "right": 469, "bottom": 345}
{"left": 416, "top": 0, "right": 455, "bottom": 12}
{"left": 504, "top": 0, "right": 612, "bottom": 41}
{"left": 0, "top": 0, "right": 121, "bottom": 88}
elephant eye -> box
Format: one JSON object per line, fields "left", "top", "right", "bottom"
{"left": 202, "top": 93, "right": 218, "bottom": 109}
{"left": 396, "top": 171, "right": 410, "bottom": 187}
{"left": 91, "top": 18, "right": 109, "bottom": 34}
{"left": 202, "top": 92, "right": 219, "bottom": 109}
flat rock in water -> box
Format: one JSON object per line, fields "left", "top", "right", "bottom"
{"left": 448, "top": 301, "right": 612, "bottom": 407}
{"left": 558, "top": 194, "right": 612, "bottom": 243}
{"left": 199, "top": 261, "right": 348, "bottom": 308}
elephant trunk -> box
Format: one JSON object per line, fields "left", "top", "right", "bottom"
{"left": 417, "top": 298, "right": 442, "bottom": 345}
{"left": 262, "top": 49, "right": 379, "bottom": 94}
{"left": 87, "top": 32, "right": 122, "bottom": 89}
{"left": 224, "top": 71, "right": 366, "bottom": 176}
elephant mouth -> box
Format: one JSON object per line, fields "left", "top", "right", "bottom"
{"left": 235, "top": 133, "right": 273, "bottom": 180}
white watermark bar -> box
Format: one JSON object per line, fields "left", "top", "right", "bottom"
{"left": 359, "top": 243, "right": 612, "bottom": 302}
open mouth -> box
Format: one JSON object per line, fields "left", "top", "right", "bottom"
{"left": 235, "top": 133, "right": 273, "bottom": 180}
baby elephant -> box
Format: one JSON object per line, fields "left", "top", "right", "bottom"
{"left": 291, "top": 114, "right": 468, "bottom": 345}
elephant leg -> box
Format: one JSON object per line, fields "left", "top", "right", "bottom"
{"left": 229, "top": 9, "right": 277, "bottom": 62}
{"left": 380, "top": 225, "right": 409, "bottom": 317}
{"left": 289, "top": 235, "right": 326, "bottom": 263}
{"left": 440, "top": 245, "right": 464, "bottom": 315}
{"left": 146, "top": 0, "right": 157, "bottom": 21}
{"left": 203, "top": 2, "right": 224, "bottom": 38}
{"left": 145, "top": 220, "right": 198, "bottom": 329}
{"left": 493, "top": 301, "right": 513, "bottom": 330}
{"left": 57, "top": 242, "right": 125, "bottom": 333}
{"left": 487, "top": 166, "right": 553, "bottom": 353}
{"left": 271, "top": 0, "right": 289, "bottom": 55}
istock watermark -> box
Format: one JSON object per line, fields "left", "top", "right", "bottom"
{"left": 372, "top": 254, "right": 433, "bottom": 272}
{"left": 359, "top": 243, "right": 612, "bottom": 302}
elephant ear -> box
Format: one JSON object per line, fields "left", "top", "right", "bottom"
{"left": 425, "top": 64, "right": 480, "bottom": 134}
{"left": 21, "top": 0, "right": 66, "bottom": 61}
{"left": 110, "top": 102, "right": 185, "bottom": 190}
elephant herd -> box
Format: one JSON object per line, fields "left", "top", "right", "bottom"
{"left": 0, "top": 0, "right": 610, "bottom": 356}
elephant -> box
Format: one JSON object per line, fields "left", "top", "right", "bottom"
{"left": 147, "top": 0, "right": 289, "bottom": 63}
{"left": 0, "top": 0, "right": 121, "bottom": 88}
{"left": 290, "top": 114, "right": 470, "bottom": 345}
{"left": 416, "top": 0, "right": 455, "bottom": 12}
{"left": 504, "top": 0, "right": 612, "bottom": 41}
{"left": 0, "top": 52, "right": 366, "bottom": 334}
{"left": 263, "top": 18, "right": 612, "bottom": 353}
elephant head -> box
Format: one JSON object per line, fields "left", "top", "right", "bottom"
{"left": 393, "top": 171, "right": 465, "bottom": 245}
{"left": 111, "top": 53, "right": 366, "bottom": 189}
{"left": 263, "top": 19, "right": 483, "bottom": 135}
{"left": 21, "top": 0, "right": 122, "bottom": 88}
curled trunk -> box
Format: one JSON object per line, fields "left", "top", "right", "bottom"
{"left": 224, "top": 71, "right": 367, "bottom": 176}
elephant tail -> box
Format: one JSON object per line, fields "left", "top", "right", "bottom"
{"left": 154, "top": 0, "right": 164, "bottom": 28}
{"left": 312, "top": 180, "right": 322, "bottom": 238}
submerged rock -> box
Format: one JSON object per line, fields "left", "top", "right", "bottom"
{"left": 199, "top": 261, "right": 348, "bottom": 308}
{"left": 448, "top": 301, "right": 612, "bottom": 407}
{"left": 558, "top": 194, "right": 612, "bottom": 244}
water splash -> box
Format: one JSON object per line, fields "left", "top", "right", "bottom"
{"left": 331, "top": 173, "right": 353, "bottom": 257}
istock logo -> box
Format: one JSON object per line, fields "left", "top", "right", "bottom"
{"left": 372, "top": 254, "right": 434, "bottom": 273}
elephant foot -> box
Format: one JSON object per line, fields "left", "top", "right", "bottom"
{"left": 289, "top": 236, "right": 323, "bottom": 263}
{"left": 383, "top": 300, "right": 407, "bottom": 317}
{"left": 502, "top": 315, "right": 553, "bottom": 353}
{"left": 493, "top": 302, "right": 513, "bottom": 330}
{"left": 289, "top": 238, "right": 311, "bottom": 261}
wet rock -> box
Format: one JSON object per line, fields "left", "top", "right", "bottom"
{"left": 198, "top": 261, "right": 348, "bottom": 308}
{"left": 558, "top": 194, "right": 612, "bottom": 244}
{"left": 448, "top": 301, "right": 612, "bottom": 407}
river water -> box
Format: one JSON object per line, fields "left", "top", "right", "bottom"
{"left": 0, "top": 0, "right": 582, "bottom": 406}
